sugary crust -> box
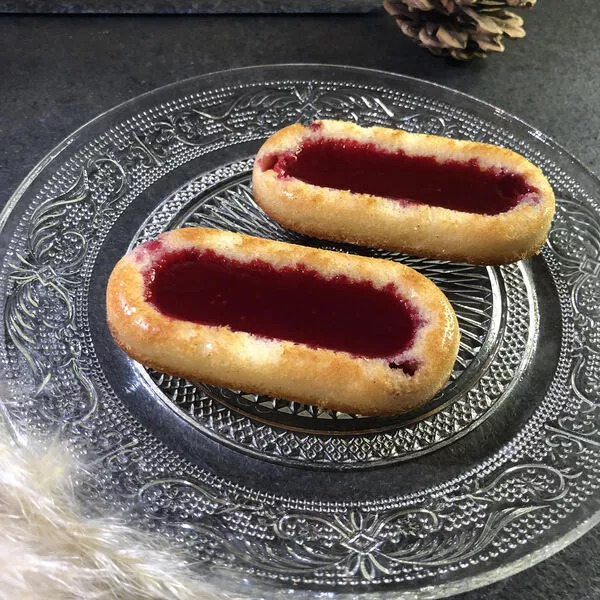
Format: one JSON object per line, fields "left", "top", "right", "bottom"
{"left": 252, "top": 120, "right": 556, "bottom": 265}
{"left": 106, "top": 227, "right": 460, "bottom": 416}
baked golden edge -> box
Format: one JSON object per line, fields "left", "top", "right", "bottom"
{"left": 252, "top": 120, "right": 556, "bottom": 265}
{"left": 106, "top": 227, "right": 460, "bottom": 416}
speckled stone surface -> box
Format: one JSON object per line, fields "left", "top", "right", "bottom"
{"left": 0, "top": 0, "right": 377, "bottom": 13}
{"left": 1, "top": 2, "right": 600, "bottom": 598}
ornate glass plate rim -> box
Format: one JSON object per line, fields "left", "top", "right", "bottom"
{"left": 1, "top": 65, "right": 599, "bottom": 599}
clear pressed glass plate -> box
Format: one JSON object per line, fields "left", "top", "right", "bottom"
{"left": 1, "top": 65, "right": 599, "bottom": 599}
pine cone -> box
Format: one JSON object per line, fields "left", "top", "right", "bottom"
{"left": 384, "top": 0, "right": 536, "bottom": 60}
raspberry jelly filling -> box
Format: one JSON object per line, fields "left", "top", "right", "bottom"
{"left": 263, "top": 136, "right": 538, "bottom": 215}
{"left": 142, "top": 246, "right": 423, "bottom": 366}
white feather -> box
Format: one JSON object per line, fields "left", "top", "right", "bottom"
{"left": 0, "top": 419, "right": 241, "bottom": 600}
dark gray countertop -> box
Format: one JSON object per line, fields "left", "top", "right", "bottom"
{"left": 0, "top": 0, "right": 378, "bottom": 12}
{"left": 2, "top": 3, "right": 600, "bottom": 598}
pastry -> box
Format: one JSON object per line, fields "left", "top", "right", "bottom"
{"left": 252, "top": 120, "right": 555, "bottom": 265}
{"left": 106, "top": 227, "right": 460, "bottom": 415}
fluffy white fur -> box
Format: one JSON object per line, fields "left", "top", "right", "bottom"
{"left": 0, "top": 420, "right": 236, "bottom": 600}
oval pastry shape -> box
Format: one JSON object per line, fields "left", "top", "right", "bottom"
{"left": 252, "top": 120, "right": 556, "bottom": 265}
{"left": 106, "top": 227, "right": 460, "bottom": 416}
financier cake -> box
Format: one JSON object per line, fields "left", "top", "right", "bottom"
{"left": 252, "top": 120, "right": 555, "bottom": 265}
{"left": 106, "top": 227, "right": 460, "bottom": 415}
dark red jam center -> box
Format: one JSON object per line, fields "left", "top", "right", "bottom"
{"left": 144, "top": 247, "right": 421, "bottom": 359}
{"left": 269, "top": 137, "right": 537, "bottom": 215}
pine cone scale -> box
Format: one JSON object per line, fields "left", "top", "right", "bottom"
{"left": 436, "top": 26, "right": 468, "bottom": 49}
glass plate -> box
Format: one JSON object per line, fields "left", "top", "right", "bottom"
{"left": 1, "top": 65, "right": 599, "bottom": 599}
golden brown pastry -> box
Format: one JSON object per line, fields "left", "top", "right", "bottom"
{"left": 106, "top": 227, "right": 459, "bottom": 415}
{"left": 252, "top": 120, "right": 555, "bottom": 265}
